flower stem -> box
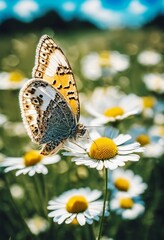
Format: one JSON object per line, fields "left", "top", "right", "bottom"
{"left": 4, "top": 175, "right": 33, "bottom": 238}
{"left": 97, "top": 168, "right": 108, "bottom": 240}
{"left": 33, "top": 174, "right": 47, "bottom": 217}
{"left": 88, "top": 224, "right": 95, "bottom": 240}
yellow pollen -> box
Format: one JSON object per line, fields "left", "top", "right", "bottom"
{"left": 99, "top": 51, "right": 111, "bottom": 67}
{"left": 104, "top": 107, "right": 124, "bottom": 118}
{"left": 89, "top": 137, "right": 118, "bottom": 160}
{"left": 142, "top": 96, "right": 155, "bottom": 108}
{"left": 114, "top": 177, "right": 130, "bottom": 191}
{"left": 120, "top": 197, "right": 134, "bottom": 209}
{"left": 71, "top": 218, "right": 79, "bottom": 225}
{"left": 136, "top": 134, "right": 150, "bottom": 146}
{"left": 23, "top": 150, "right": 43, "bottom": 167}
{"left": 9, "top": 71, "right": 24, "bottom": 83}
{"left": 66, "top": 195, "right": 88, "bottom": 213}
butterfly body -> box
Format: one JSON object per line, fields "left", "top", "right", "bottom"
{"left": 19, "top": 35, "right": 85, "bottom": 155}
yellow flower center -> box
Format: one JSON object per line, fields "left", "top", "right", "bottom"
{"left": 71, "top": 219, "right": 79, "bottom": 225}
{"left": 120, "top": 197, "right": 134, "bottom": 209}
{"left": 159, "top": 127, "right": 164, "bottom": 136}
{"left": 89, "top": 137, "right": 118, "bottom": 160}
{"left": 114, "top": 177, "right": 130, "bottom": 191}
{"left": 99, "top": 51, "right": 111, "bottom": 67}
{"left": 136, "top": 134, "right": 150, "bottom": 146}
{"left": 104, "top": 107, "right": 124, "bottom": 118}
{"left": 23, "top": 150, "right": 43, "bottom": 166}
{"left": 66, "top": 195, "right": 88, "bottom": 213}
{"left": 142, "top": 96, "right": 155, "bottom": 108}
{"left": 9, "top": 71, "right": 25, "bottom": 82}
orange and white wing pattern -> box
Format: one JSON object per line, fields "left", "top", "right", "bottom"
{"left": 32, "top": 35, "right": 80, "bottom": 121}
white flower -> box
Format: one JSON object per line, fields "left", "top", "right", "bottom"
{"left": 108, "top": 168, "right": 147, "bottom": 197}
{"left": 26, "top": 215, "right": 49, "bottom": 235}
{"left": 48, "top": 187, "right": 108, "bottom": 226}
{"left": 137, "top": 50, "right": 162, "bottom": 66}
{"left": 0, "top": 71, "right": 27, "bottom": 89}
{"left": 3, "top": 121, "right": 27, "bottom": 136}
{"left": 65, "top": 127, "right": 144, "bottom": 171}
{"left": 149, "top": 125, "right": 164, "bottom": 139}
{"left": 129, "top": 125, "right": 164, "bottom": 158}
{"left": 110, "top": 192, "right": 145, "bottom": 219}
{"left": 81, "top": 51, "right": 129, "bottom": 81}
{"left": 84, "top": 87, "right": 141, "bottom": 125}
{"left": 143, "top": 139, "right": 164, "bottom": 158}
{"left": 143, "top": 73, "right": 164, "bottom": 94}
{"left": 154, "top": 113, "right": 164, "bottom": 125}
{"left": 0, "top": 150, "right": 61, "bottom": 176}
{"left": 10, "top": 184, "right": 25, "bottom": 199}
{"left": 139, "top": 96, "right": 156, "bottom": 118}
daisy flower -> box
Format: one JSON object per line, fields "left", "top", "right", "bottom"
{"left": 0, "top": 71, "right": 27, "bottom": 89}
{"left": 26, "top": 215, "right": 49, "bottom": 235}
{"left": 81, "top": 51, "right": 129, "bottom": 81}
{"left": 139, "top": 96, "right": 156, "bottom": 118}
{"left": 108, "top": 168, "right": 147, "bottom": 197}
{"left": 3, "top": 121, "right": 27, "bottom": 137}
{"left": 137, "top": 50, "right": 162, "bottom": 66}
{"left": 48, "top": 188, "right": 108, "bottom": 226}
{"left": 143, "top": 73, "right": 164, "bottom": 94}
{"left": 10, "top": 184, "right": 25, "bottom": 199}
{"left": 149, "top": 125, "right": 164, "bottom": 139}
{"left": 110, "top": 192, "right": 145, "bottom": 219}
{"left": 84, "top": 87, "right": 141, "bottom": 125}
{"left": 0, "top": 150, "right": 61, "bottom": 176}
{"left": 129, "top": 125, "right": 164, "bottom": 158}
{"left": 65, "top": 127, "right": 144, "bottom": 171}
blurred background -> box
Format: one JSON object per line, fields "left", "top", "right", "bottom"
{"left": 0, "top": 0, "right": 164, "bottom": 240}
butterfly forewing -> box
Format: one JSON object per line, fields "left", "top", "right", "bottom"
{"left": 32, "top": 35, "right": 80, "bottom": 121}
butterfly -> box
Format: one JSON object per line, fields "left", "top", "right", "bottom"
{"left": 19, "top": 35, "right": 86, "bottom": 155}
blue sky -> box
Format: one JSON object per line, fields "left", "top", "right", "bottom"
{"left": 0, "top": 0, "right": 164, "bottom": 28}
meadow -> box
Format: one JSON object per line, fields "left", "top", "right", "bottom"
{"left": 0, "top": 26, "right": 163, "bottom": 240}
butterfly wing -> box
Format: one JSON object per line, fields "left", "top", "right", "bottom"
{"left": 19, "top": 79, "right": 77, "bottom": 155}
{"left": 32, "top": 35, "right": 80, "bottom": 122}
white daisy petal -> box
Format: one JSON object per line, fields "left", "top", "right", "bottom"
{"left": 114, "top": 134, "right": 131, "bottom": 145}
{"left": 96, "top": 161, "right": 104, "bottom": 170}
{"left": 65, "top": 214, "right": 76, "bottom": 224}
{"left": 77, "top": 213, "right": 86, "bottom": 226}
{"left": 58, "top": 213, "right": 72, "bottom": 224}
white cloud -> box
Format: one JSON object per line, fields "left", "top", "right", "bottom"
{"left": 0, "top": 1, "right": 6, "bottom": 10}
{"left": 128, "top": 0, "right": 147, "bottom": 14}
{"left": 62, "top": 1, "right": 76, "bottom": 11}
{"left": 13, "top": 0, "right": 38, "bottom": 17}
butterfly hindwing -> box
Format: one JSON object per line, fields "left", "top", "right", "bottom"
{"left": 32, "top": 35, "right": 80, "bottom": 121}
{"left": 19, "top": 79, "right": 77, "bottom": 155}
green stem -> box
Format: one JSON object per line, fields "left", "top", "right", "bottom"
{"left": 4, "top": 175, "right": 33, "bottom": 238}
{"left": 97, "top": 168, "right": 108, "bottom": 240}
{"left": 33, "top": 174, "right": 47, "bottom": 217}
{"left": 88, "top": 224, "right": 95, "bottom": 240}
